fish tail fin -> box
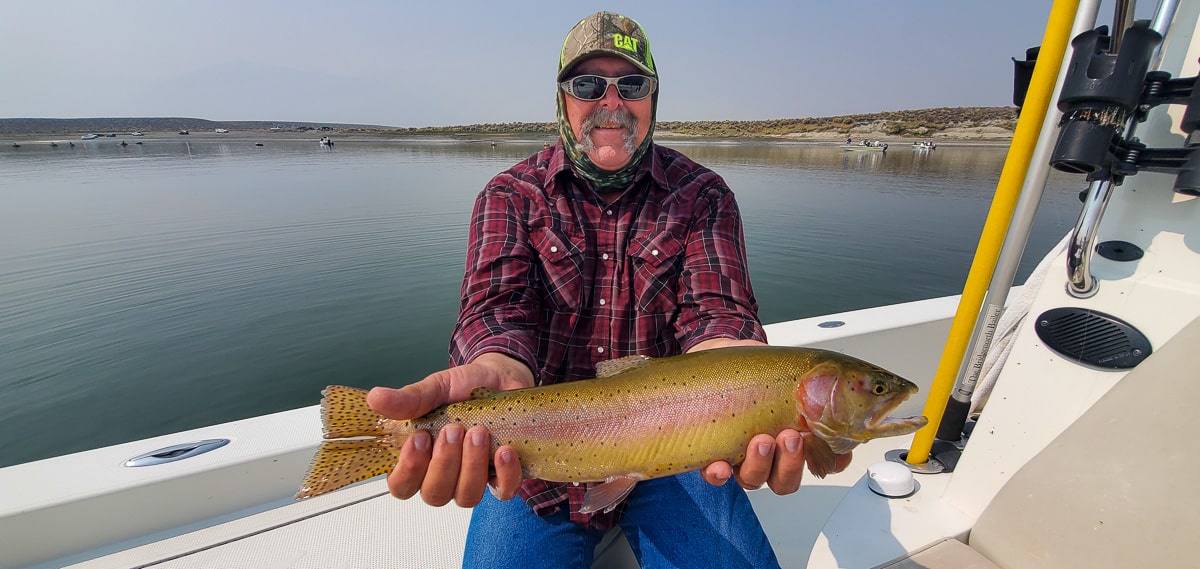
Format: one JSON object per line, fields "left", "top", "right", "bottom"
{"left": 320, "top": 385, "right": 388, "bottom": 438}
{"left": 295, "top": 438, "right": 400, "bottom": 499}
{"left": 295, "top": 385, "right": 407, "bottom": 499}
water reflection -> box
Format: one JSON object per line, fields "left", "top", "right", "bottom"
{"left": 0, "top": 136, "right": 1085, "bottom": 468}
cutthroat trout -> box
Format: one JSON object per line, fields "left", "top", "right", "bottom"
{"left": 296, "top": 346, "right": 927, "bottom": 512}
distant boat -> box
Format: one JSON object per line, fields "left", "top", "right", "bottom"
{"left": 912, "top": 141, "right": 937, "bottom": 150}
{"left": 81, "top": 134, "right": 99, "bottom": 140}
{"left": 178, "top": 130, "right": 190, "bottom": 135}
{"left": 840, "top": 141, "right": 888, "bottom": 152}
{"left": 215, "top": 129, "right": 229, "bottom": 134}
{"left": 131, "top": 132, "right": 144, "bottom": 136}
{"left": 255, "top": 142, "right": 264, "bottom": 146}
{"left": 11, "top": 143, "right": 19, "bottom": 148}
{"left": 319, "top": 137, "right": 334, "bottom": 146}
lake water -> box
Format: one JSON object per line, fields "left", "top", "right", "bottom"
{"left": 0, "top": 136, "right": 1084, "bottom": 468}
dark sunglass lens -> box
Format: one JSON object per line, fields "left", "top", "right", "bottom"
{"left": 570, "top": 76, "right": 606, "bottom": 100}
{"left": 616, "top": 76, "right": 651, "bottom": 100}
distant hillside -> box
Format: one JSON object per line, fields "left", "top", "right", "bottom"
{"left": 1, "top": 107, "right": 1017, "bottom": 138}
{"left": 372, "top": 106, "right": 1018, "bottom": 139}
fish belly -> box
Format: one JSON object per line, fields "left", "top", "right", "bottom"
{"left": 431, "top": 358, "right": 802, "bottom": 484}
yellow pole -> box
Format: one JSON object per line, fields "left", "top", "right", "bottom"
{"left": 907, "top": 0, "right": 1080, "bottom": 465}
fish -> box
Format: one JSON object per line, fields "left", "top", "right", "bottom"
{"left": 295, "top": 345, "right": 928, "bottom": 512}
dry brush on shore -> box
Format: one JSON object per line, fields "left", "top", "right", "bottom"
{"left": 1, "top": 106, "right": 1017, "bottom": 140}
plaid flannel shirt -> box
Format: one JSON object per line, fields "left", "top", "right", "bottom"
{"left": 449, "top": 141, "right": 765, "bottom": 529}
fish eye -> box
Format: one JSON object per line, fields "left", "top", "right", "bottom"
{"left": 873, "top": 384, "right": 887, "bottom": 395}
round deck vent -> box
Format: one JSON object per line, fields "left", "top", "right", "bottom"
{"left": 1035, "top": 307, "right": 1151, "bottom": 369}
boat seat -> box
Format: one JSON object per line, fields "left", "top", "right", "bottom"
{"left": 876, "top": 315, "right": 1199, "bottom": 569}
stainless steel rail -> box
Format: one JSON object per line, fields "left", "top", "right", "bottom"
{"left": 1066, "top": 0, "right": 1180, "bottom": 298}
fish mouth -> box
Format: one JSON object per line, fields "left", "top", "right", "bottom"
{"left": 865, "top": 387, "right": 928, "bottom": 435}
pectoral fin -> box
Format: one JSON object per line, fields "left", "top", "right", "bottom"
{"left": 802, "top": 433, "right": 840, "bottom": 478}
{"left": 580, "top": 476, "right": 639, "bottom": 514}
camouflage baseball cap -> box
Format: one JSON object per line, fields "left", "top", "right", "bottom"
{"left": 558, "top": 12, "right": 656, "bottom": 81}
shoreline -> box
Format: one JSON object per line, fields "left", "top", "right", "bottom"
{"left": 4, "top": 129, "right": 1014, "bottom": 148}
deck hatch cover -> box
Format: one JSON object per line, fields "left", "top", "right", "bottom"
{"left": 1035, "top": 307, "right": 1151, "bottom": 369}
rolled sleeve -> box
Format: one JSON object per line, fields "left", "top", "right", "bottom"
{"left": 675, "top": 189, "right": 766, "bottom": 352}
{"left": 449, "top": 186, "right": 540, "bottom": 372}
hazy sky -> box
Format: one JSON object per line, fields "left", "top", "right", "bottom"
{"left": 2, "top": 1, "right": 1136, "bottom": 127}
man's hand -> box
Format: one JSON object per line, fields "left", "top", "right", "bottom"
{"left": 366, "top": 352, "right": 533, "bottom": 507}
{"left": 688, "top": 338, "right": 854, "bottom": 494}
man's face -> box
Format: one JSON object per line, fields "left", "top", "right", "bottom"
{"left": 562, "top": 56, "right": 653, "bottom": 171}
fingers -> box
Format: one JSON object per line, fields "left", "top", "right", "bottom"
{"left": 386, "top": 425, "right": 511, "bottom": 508}
{"left": 387, "top": 430, "right": 432, "bottom": 499}
{"left": 766, "top": 430, "right": 806, "bottom": 495}
{"left": 734, "top": 434, "right": 777, "bottom": 490}
{"left": 454, "top": 427, "right": 492, "bottom": 507}
{"left": 419, "top": 424, "right": 467, "bottom": 506}
{"left": 701, "top": 460, "right": 734, "bottom": 487}
{"left": 720, "top": 430, "right": 807, "bottom": 495}
{"left": 489, "top": 446, "right": 523, "bottom": 501}
{"left": 367, "top": 372, "right": 452, "bottom": 420}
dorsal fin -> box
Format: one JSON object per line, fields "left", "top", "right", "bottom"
{"left": 595, "top": 355, "right": 654, "bottom": 378}
{"left": 468, "top": 386, "right": 497, "bottom": 400}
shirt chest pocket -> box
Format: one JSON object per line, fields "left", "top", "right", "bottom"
{"left": 630, "top": 230, "right": 686, "bottom": 313}
{"left": 531, "top": 227, "right": 586, "bottom": 312}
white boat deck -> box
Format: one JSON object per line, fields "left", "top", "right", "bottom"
{"left": 5, "top": 297, "right": 959, "bottom": 569}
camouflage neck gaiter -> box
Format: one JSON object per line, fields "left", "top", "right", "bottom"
{"left": 555, "top": 12, "right": 660, "bottom": 192}
{"left": 557, "top": 90, "right": 657, "bottom": 192}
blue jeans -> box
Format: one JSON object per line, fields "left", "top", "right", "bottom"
{"left": 462, "top": 471, "right": 780, "bottom": 569}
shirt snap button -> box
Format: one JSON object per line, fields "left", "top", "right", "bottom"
{"left": 651, "top": 249, "right": 659, "bottom": 256}
{"left": 550, "top": 246, "right": 558, "bottom": 253}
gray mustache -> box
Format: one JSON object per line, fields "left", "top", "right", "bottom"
{"left": 578, "top": 107, "right": 639, "bottom": 154}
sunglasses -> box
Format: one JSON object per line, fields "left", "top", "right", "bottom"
{"left": 559, "top": 74, "right": 657, "bottom": 101}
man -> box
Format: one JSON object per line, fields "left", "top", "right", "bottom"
{"left": 367, "top": 11, "right": 848, "bottom": 568}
